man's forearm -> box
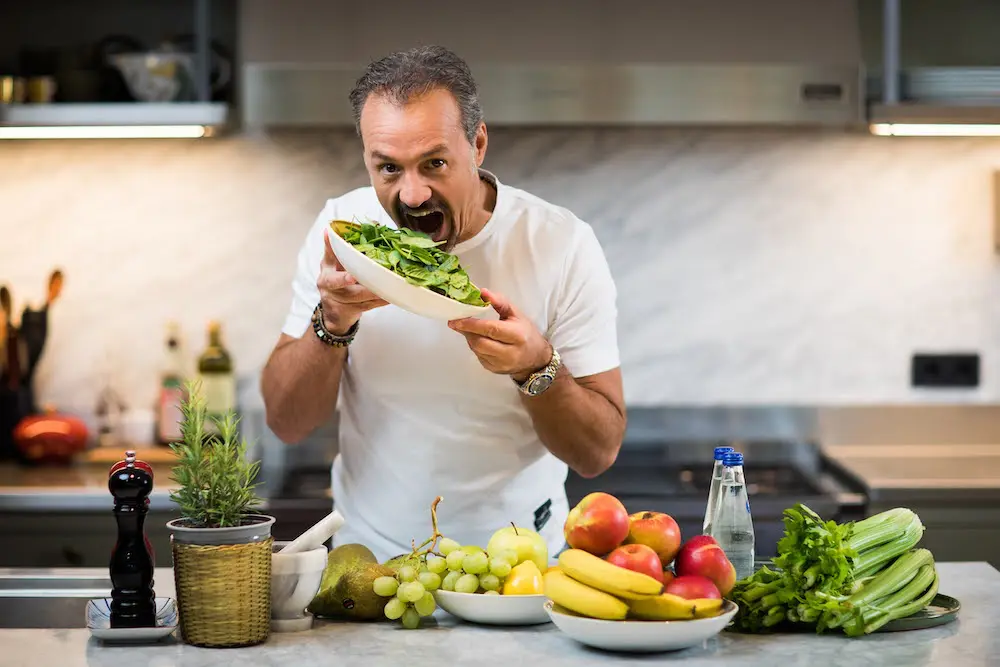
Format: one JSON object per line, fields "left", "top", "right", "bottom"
{"left": 260, "top": 333, "right": 347, "bottom": 444}
{"left": 519, "top": 367, "right": 626, "bottom": 479}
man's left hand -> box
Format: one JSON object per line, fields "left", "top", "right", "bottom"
{"left": 448, "top": 289, "right": 553, "bottom": 382}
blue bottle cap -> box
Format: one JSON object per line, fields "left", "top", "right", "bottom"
{"left": 713, "top": 446, "right": 735, "bottom": 460}
{"left": 723, "top": 451, "right": 744, "bottom": 467}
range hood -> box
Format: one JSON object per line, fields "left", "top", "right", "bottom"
{"left": 240, "top": 0, "right": 1000, "bottom": 135}
{"left": 239, "top": 0, "right": 866, "bottom": 130}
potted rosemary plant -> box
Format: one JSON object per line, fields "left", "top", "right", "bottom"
{"left": 166, "top": 380, "right": 275, "bottom": 648}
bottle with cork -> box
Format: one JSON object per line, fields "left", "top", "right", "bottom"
{"left": 196, "top": 320, "right": 235, "bottom": 434}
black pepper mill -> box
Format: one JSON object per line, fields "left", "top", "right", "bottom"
{"left": 108, "top": 450, "right": 157, "bottom": 628}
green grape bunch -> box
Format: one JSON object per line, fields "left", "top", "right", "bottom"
{"left": 373, "top": 553, "right": 440, "bottom": 629}
{"left": 370, "top": 497, "right": 521, "bottom": 629}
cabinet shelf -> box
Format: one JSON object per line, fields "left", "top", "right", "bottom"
{"left": 0, "top": 102, "right": 229, "bottom": 139}
{"left": 0, "top": 102, "right": 228, "bottom": 127}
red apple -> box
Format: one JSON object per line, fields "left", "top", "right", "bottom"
{"left": 624, "top": 511, "right": 683, "bottom": 565}
{"left": 664, "top": 575, "right": 721, "bottom": 600}
{"left": 674, "top": 537, "right": 737, "bottom": 596}
{"left": 682, "top": 535, "right": 718, "bottom": 550}
{"left": 564, "top": 492, "right": 630, "bottom": 556}
{"left": 606, "top": 543, "right": 665, "bottom": 584}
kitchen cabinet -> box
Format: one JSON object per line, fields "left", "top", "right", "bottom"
{"left": 1, "top": 0, "right": 237, "bottom": 132}
{"left": 858, "top": 0, "right": 1000, "bottom": 69}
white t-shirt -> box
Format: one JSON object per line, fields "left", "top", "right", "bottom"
{"left": 281, "top": 170, "right": 619, "bottom": 563}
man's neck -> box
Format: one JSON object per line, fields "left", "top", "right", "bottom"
{"left": 457, "top": 171, "right": 497, "bottom": 244}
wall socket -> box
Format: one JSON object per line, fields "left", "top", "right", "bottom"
{"left": 911, "top": 353, "right": 980, "bottom": 388}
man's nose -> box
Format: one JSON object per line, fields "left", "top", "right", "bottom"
{"left": 399, "top": 174, "right": 432, "bottom": 209}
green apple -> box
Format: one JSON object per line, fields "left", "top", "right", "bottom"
{"left": 487, "top": 525, "right": 548, "bottom": 573}
{"left": 459, "top": 544, "right": 486, "bottom": 555}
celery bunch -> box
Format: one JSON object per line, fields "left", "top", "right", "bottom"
{"left": 727, "top": 504, "right": 937, "bottom": 637}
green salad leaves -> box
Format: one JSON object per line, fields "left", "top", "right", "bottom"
{"left": 336, "top": 220, "right": 487, "bottom": 307}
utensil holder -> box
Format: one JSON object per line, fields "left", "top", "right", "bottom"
{"left": 171, "top": 537, "right": 273, "bottom": 647}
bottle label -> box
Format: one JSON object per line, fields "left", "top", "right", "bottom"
{"left": 199, "top": 373, "right": 236, "bottom": 418}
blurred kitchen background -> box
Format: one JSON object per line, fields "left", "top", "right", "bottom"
{"left": 2, "top": 0, "right": 1000, "bottom": 569}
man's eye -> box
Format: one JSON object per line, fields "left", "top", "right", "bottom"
{"left": 380, "top": 164, "right": 398, "bottom": 175}
{"left": 429, "top": 159, "right": 445, "bottom": 169}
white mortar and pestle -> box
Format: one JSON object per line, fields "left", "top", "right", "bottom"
{"left": 270, "top": 510, "right": 345, "bottom": 632}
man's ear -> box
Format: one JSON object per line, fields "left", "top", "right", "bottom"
{"left": 474, "top": 122, "right": 488, "bottom": 166}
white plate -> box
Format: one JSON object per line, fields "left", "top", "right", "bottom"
{"left": 86, "top": 597, "right": 178, "bottom": 643}
{"left": 544, "top": 599, "right": 738, "bottom": 653}
{"left": 327, "top": 221, "right": 492, "bottom": 322}
{"left": 434, "top": 590, "right": 550, "bottom": 625}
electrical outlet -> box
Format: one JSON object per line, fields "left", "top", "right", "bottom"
{"left": 911, "top": 353, "right": 980, "bottom": 388}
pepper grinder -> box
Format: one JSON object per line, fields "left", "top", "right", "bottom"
{"left": 108, "top": 450, "right": 156, "bottom": 628}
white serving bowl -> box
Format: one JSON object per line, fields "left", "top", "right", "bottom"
{"left": 434, "top": 590, "right": 550, "bottom": 626}
{"left": 544, "top": 599, "right": 739, "bottom": 653}
{"left": 327, "top": 221, "right": 492, "bottom": 322}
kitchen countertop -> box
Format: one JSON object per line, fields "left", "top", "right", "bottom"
{"left": 822, "top": 444, "right": 1000, "bottom": 504}
{"left": 0, "top": 461, "right": 324, "bottom": 512}
{"left": 0, "top": 562, "right": 995, "bottom": 667}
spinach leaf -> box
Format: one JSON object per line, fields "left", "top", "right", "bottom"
{"left": 334, "top": 219, "right": 487, "bottom": 307}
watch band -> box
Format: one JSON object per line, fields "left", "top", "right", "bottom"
{"left": 311, "top": 303, "right": 358, "bottom": 347}
{"left": 514, "top": 348, "right": 562, "bottom": 396}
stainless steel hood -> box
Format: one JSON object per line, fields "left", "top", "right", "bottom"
{"left": 238, "top": 0, "right": 1000, "bottom": 134}
{"left": 239, "top": 0, "right": 866, "bottom": 129}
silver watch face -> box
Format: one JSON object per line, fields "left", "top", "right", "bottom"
{"left": 528, "top": 374, "right": 554, "bottom": 395}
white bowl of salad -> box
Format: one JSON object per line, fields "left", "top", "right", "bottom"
{"left": 327, "top": 219, "right": 492, "bottom": 322}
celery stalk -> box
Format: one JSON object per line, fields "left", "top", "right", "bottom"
{"left": 847, "top": 548, "right": 933, "bottom": 608}
{"left": 860, "top": 570, "right": 940, "bottom": 635}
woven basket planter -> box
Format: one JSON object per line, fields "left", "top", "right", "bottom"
{"left": 167, "top": 514, "right": 275, "bottom": 648}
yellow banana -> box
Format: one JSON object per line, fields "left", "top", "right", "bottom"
{"left": 628, "top": 593, "right": 723, "bottom": 621}
{"left": 544, "top": 570, "right": 629, "bottom": 621}
{"left": 557, "top": 549, "right": 663, "bottom": 600}
{"left": 693, "top": 599, "right": 724, "bottom": 618}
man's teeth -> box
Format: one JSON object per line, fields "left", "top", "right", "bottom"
{"left": 408, "top": 210, "right": 436, "bottom": 217}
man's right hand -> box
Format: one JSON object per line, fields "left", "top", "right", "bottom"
{"left": 318, "top": 230, "right": 388, "bottom": 334}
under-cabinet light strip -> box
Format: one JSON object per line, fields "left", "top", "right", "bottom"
{"left": 871, "top": 123, "right": 1000, "bottom": 137}
{"left": 0, "top": 125, "right": 211, "bottom": 140}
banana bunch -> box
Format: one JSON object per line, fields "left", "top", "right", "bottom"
{"left": 544, "top": 549, "right": 724, "bottom": 621}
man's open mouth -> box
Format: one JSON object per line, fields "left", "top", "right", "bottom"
{"left": 403, "top": 209, "right": 446, "bottom": 240}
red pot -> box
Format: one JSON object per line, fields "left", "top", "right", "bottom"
{"left": 13, "top": 409, "right": 89, "bottom": 465}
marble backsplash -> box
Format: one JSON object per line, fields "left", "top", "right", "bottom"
{"left": 3, "top": 127, "right": 1000, "bottom": 420}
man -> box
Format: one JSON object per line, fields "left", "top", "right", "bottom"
{"left": 261, "top": 45, "right": 625, "bottom": 562}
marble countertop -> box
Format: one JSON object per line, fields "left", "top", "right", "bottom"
{"left": 0, "top": 461, "right": 303, "bottom": 512}
{"left": 0, "top": 562, "right": 995, "bottom": 667}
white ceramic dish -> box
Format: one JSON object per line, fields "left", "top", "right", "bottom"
{"left": 434, "top": 590, "right": 550, "bottom": 626}
{"left": 326, "top": 221, "right": 492, "bottom": 322}
{"left": 86, "top": 597, "right": 178, "bottom": 642}
{"left": 544, "top": 599, "right": 739, "bottom": 653}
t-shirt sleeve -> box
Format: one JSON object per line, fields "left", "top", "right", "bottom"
{"left": 281, "top": 201, "right": 336, "bottom": 338}
{"left": 547, "top": 223, "right": 620, "bottom": 378}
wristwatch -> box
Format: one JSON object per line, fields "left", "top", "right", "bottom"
{"left": 514, "top": 348, "right": 562, "bottom": 396}
{"left": 311, "top": 303, "right": 359, "bottom": 347}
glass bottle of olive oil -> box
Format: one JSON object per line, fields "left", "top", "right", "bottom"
{"left": 197, "top": 320, "right": 236, "bottom": 432}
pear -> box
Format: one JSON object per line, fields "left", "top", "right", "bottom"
{"left": 307, "top": 543, "right": 378, "bottom": 617}
{"left": 329, "top": 563, "right": 397, "bottom": 620}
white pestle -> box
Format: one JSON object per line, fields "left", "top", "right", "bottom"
{"left": 277, "top": 509, "right": 345, "bottom": 554}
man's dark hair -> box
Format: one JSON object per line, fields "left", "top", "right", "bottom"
{"left": 349, "top": 45, "right": 484, "bottom": 144}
